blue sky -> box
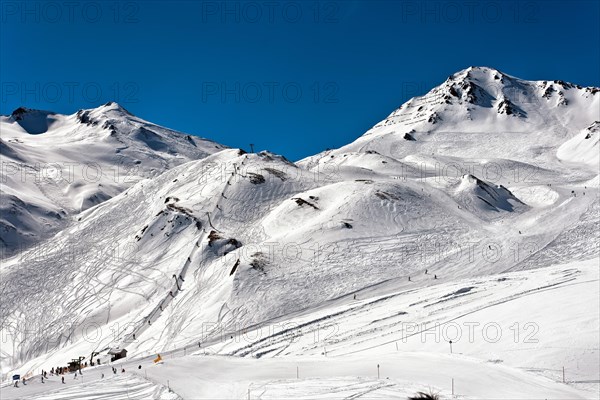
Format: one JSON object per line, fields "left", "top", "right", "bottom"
{"left": 1, "top": 0, "right": 599, "bottom": 160}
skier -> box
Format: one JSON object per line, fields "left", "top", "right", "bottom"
{"left": 138, "top": 365, "right": 142, "bottom": 370}
{"left": 22, "top": 378, "right": 26, "bottom": 385}
{"left": 62, "top": 376, "right": 65, "bottom": 384}
{"left": 408, "top": 276, "right": 411, "bottom": 282}
{"left": 101, "top": 373, "right": 104, "bottom": 379}
{"left": 425, "top": 269, "right": 428, "bottom": 274}
{"left": 121, "top": 368, "right": 125, "bottom": 373}
{"left": 74, "top": 373, "right": 77, "bottom": 380}
{"left": 353, "top": 294, "right": 356, "bottom": 300}
{"left": 434, "top": 274, "right": 437, "bottom": 279}
{"left": 41, "top": 376, "right": 44, "bottom": 383}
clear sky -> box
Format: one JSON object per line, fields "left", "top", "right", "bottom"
{"left": 1, "top": 0, "right": 599, "bottom": 160}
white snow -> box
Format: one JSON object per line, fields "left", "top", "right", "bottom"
{"left": 0, "top": 102, "right": 224, "bottom": 257}
{"left": 1, "top": 67, "right": 598, "bottom": 399}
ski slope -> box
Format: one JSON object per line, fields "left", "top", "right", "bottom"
{"left": 2, "top": 260, "right": 596, "bottom": 399}
{"left": 1, "top": 67, "right": 598, "bottom": 399}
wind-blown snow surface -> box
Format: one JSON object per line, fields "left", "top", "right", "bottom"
{"left": 1, "top": 67, "right": 599, "bottom": 399}
{"left": 0, "top": 102, "right": 224, "bottom": 257}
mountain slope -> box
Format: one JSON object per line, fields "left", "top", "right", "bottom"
{"left": 1, "top": 67, "right": 598, "bottom": 398}
{"left": 301, "top": 66, "right": 599, "bottom": 168}
{"left": 0, "top": 102, "right": 225, "bottom": 257}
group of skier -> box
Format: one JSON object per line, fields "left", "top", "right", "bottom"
{"left": 13, "top": 365, "right": 129, "bottom": 388}
{"left": 351, "top": 269, "right": 440, "bottom": 300}
{"left": 408, "top": 269, "right": 438, "bottom": 282}
{"left": 13, "top": 367, "right": 65, "bottom": 387}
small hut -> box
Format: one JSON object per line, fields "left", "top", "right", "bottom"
{"left": 108, "top": 348, "right": 128, "bottom": 362}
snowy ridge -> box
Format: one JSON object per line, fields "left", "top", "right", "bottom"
{"left": 557, "top": 121, "right": 600, "bottom": 167}
{"left": 300, "top": 67, "right": 599, "bottom": 167}
{"left": 0, "top": 102, "right": 225, "bottom": 257}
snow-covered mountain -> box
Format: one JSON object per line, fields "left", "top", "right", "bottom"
{"left": 301, "top": 66, "right": 599, "bottom": 166}
{"left": 0, "top": 102, "right": 225, "bottom": 257}
{"left": 1, "top": 67, "right": 598, "bottom": 399}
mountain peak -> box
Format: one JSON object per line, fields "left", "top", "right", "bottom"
{"left": 99, "top": 101, "right": 132, "bottom": 115}
{"left": 350, "top": 67, "right": 600, "bottom": 161}
{"left": 74, "top": 102, "right": 134, "bottom": 129}
{"left": 7, "top": 107, "right": 59, "bottom": 134}
{"left": 10, "top": 106, "right": 56, "bottom": 120}
{"left": 447, "top": 66, "right": 508, "bottom": 83}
